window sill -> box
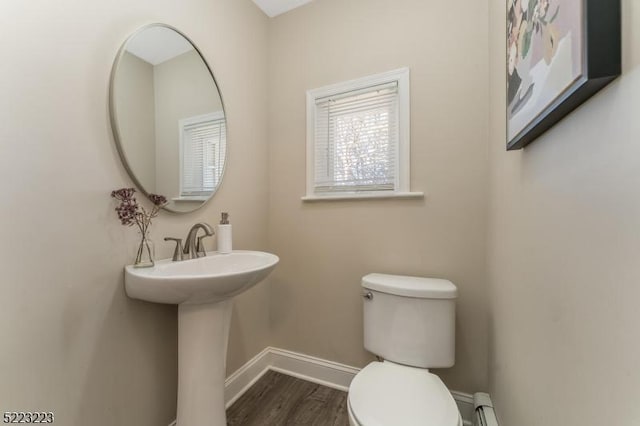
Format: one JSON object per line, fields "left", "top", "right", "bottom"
{"left": 301, "top": 191, "right": 424, "bottom": 202}
{"left": 172, "top": 197, "right": 208, "bottom": 203}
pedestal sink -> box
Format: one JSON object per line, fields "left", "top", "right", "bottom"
{"left": 124, "top": 250, "right": 279, "bottom": 426}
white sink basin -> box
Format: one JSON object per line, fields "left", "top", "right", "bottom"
{"left": 123, "top": 250, "right": 279, "bottom": 426}
{"left": 125, "top": 250, "right": 279, "bottom": 305}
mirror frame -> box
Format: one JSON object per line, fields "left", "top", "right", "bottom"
{"left": 109, "top": 23, "right": 228, "bottom": 214}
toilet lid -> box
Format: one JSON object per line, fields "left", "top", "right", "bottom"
{"left": 348, "top": 362, "right": 461, "bottom": 426}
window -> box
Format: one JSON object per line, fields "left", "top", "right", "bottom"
{"left": 179, "top": 112, "right": 226, "bottom": 198}
{"left": 304, "top": 68, "right": 420, "bottom": 201}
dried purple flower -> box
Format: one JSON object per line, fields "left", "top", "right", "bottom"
{"left": 115, "top": 199, "right": 139, "bottom": 226}
{"left": 110, "top": 188, "right": 167, "bottom": 234}
{"left": 149, "top": 194, "right": 168, "bottom": 207}
{"left": 111, "top": 188, "right": 136, "bottom": 202}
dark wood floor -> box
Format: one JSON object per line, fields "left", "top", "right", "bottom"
{"left": 227, "top": 370, "right": 349, "bottom": 426}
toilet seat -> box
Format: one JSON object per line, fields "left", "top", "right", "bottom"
{"left": 348, "top": 362, "right": 462, "bottom": 426}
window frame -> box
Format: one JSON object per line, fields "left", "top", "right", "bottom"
{"left": 304, "top": 67, "right": 421, "bottom": 201}
{"left": 178, "top": 111, "right": 226, "bottom": 200}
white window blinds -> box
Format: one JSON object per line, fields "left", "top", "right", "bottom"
{"left": 181, "top": 115, "right": 226, "bottom": 196}
{"left": 313, "top": 81, "right": 399, "bottom": 194}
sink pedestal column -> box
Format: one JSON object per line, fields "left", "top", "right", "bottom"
{"left": 177, "top": 300, "right": 233, "bottom": 426}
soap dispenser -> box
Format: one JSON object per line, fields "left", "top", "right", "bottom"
{"left": 217, "top": 212, "right": 232, "bottom": 254}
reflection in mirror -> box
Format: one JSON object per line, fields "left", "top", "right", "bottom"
{"left": 110, "top": 24, "right": 226, "bottom": 213}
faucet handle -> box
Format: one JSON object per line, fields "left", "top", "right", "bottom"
{"left": 195, "top": 235, "right": 210, "bottom": 258}
{"left": 164, "top": 237, "right": 184, "bottom": 261}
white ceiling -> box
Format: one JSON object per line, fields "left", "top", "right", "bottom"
{"left": 126, "top": 26, "right": 194, "bottom": 65}
{"left": 252, "top": 0, "right": 313, "bottom": 17}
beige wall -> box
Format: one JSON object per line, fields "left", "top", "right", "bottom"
{"left": 154, "top": 50, "right": 224, "bottom": 209}
{"left": 114, "top": 51, "right": 157, "bottom": 192}
{"left": 488, "top": 1, "right": 640, "bottom": 425}
{"left": 267, "top": 0, "right": 490, "bottom": 393}
{"left": 12, "top": 0, "right": 640, "bottom": 423}
{"left": 0, "top": 0, "right": 268, "bottom": 425}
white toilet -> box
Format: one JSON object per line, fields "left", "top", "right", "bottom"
{"left": 347, "top": 273, "right": 462, "bottom": 426}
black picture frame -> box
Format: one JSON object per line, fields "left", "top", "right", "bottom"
{"left": 507, "top": 0, "right": 621, "bottom": 151}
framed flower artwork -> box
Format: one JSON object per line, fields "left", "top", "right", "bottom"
{"left": 507, "top": 0, "right": 621, "bottom": 150}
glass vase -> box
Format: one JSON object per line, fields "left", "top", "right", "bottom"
{"left": 134, "top": 231, "right": 155, "bottom": 268}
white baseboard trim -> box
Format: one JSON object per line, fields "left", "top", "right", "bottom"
{"left": 169, "top": 346, "right": 476, "bottom": 426}
{"left": 224, "top": 347, "right": 273, "bottom": 408}
{"left": 268, "top": 347, "right": 360, "bottom": 392}
{"left": 451, "top": 390, "right": 475, "bottom": 426}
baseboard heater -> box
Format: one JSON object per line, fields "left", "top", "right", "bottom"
{"left": 474, "top": 392, "right": 498, "bottom": 426}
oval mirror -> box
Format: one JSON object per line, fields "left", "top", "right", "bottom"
{"left": 109, "top": 24, "right": 226, "bottom": 213}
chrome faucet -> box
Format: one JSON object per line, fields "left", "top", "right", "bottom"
{"left": 164, "top": 222, "right": 215, "bottom": 261}
{"left": 183, "top": 222, "right": 215, "bottom": 259}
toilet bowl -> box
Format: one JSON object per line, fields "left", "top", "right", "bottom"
{"left": 347, "top": 362, "right": 462, "bottom": 426}
{"left": 348, "top": 274, "right": 461, "bottom": 425}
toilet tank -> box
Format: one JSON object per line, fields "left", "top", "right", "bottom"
{"left": 362, "top": 273, "right": 458, "bottom": 369}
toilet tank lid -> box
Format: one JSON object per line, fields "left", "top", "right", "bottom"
{"left": 362, "top": 273, "right": 458, "bottom": 299}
